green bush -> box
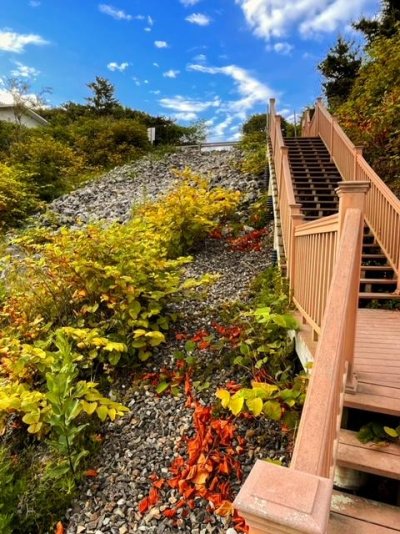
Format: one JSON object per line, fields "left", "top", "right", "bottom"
{"left": 0, "top": 163, "right": 40, "bottom": 227}
{"left": 10, "top": 133, "right": 84, "bottom": 200}
{"left": 335, "top": 27, "right": 400, "bottom": 195}
{"left": 67, "top": 117, "right": 150, "bottom": 168}
{"left": 238, "top": 131, "right": 266, "bottom": 175}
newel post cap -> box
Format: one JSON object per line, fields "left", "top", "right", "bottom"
{"left": 335, "top": 181, "right": 370, "bottom": 197}
{"left": 234, "top": 460, "right": 333, "bottom": 534}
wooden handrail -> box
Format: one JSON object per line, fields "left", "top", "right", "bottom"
{"left": 235, "top": 208, "right": 365, "bottom": 533}
{"left": 268, "top": 98, "right": 304, "bottom": 276}
{"left": 291, "top": 207, "right": 364, "bottom": 478}
{"left": 308, "top": 99, "right": 400, "bottom": 283}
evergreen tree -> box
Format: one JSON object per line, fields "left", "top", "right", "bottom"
{"left": 318, "top": 38, "right": 362, "bottom": 110}
{"left": 86, "top": 76, "right": 119, "bottom": 114}
{"left": 353, "top": 0, "right": 400, "bottom": 44}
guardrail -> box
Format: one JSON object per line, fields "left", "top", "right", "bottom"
{"left": 305, "top": 99, "right": 400, "bottom": 289}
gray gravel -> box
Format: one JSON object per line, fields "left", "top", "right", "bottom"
{"left": 44, "top": 148, "right": 265, "bottom": 227}
{"left": 62, "top": 149, "right": 289, "bottom": 533}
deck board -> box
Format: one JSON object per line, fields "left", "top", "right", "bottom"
{"left": 345, "top": 309, "right": 400, "bottom": 416}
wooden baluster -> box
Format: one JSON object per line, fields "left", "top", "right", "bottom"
{"left": 336, "top": 181, "right": 370, "bottom": 392}
{"left": 353, "top": 146, "right": 363, "bottom": 181}
{"left": 288, "top": 207, "right": 304, "bottom": 294}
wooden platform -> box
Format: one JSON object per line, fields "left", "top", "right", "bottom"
{"left": 345, "top": 309, "right": 400, "bottom": 416}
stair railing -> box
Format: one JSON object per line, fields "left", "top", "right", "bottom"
{"left": 307, "top": 99, "right": 400, "bottom": 289}
{"left": 235, "top": 185, "right": 368, "bottom": 533}
{"left": 268, "top": 98, "right": 303, "bottom": 278}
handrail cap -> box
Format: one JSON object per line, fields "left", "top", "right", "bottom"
{"left": 336, "top": 181, "right": 370, "bottom": 196}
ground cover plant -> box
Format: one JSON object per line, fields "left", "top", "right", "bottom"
{"left": 0, "top": 169, "right": 240, "bottom": 532}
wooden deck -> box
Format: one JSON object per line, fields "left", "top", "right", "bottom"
{"left": 345, "top": 308, "right": 400, "bottom": 416}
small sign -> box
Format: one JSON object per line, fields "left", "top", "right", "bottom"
{"left": 147, "top": 127, "right": 156, "bottom": 144}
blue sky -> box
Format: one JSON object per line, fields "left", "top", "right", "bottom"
{"left": 1, "top": 0, "right": 380, "bottom": 140}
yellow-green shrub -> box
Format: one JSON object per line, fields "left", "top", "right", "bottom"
{"left": 0, "top": 163, "right": 39, "bottom": 227}
{"left": 1, "top": 169, "right": 240, "bottom": 363}
{"left": 10, "top": 133, "right": 85, "bottom": 200}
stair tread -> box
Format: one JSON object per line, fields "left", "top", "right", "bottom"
{"left": 337, "top": 429, "right": 400, "bottom": 479}
{"left": 331, "top": 490, "right": 400, "bottom": 532}
{"left": 359, "top": 292, "right": 400, "bottom": 299}
{"left": 329, "top": 512, "right": 400, "bottom": 533}
{"left": 345, "top": 388, "right": 400, "bottom": 416}
{"left": 360, "top": 278, "right": 397, "bottom": 284}
{"left": 361, "top": 266, "right": 394, "bottom": 271}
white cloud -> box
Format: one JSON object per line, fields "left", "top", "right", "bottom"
{"left": 174, "top": 112, "right": 198, "bottom": 121}
{"left": 29, "top": 1, "right": 41, "bottom": 7}
{"left": 187, "top": 63, "right": 273, "bottom": 115}
{"left": 193, "top": 53, "right": 207, "bottom": 62}
{"left": 269, "top": 42, "right": 293, "bottom": 55}
{"left": 148, "top": 16, "right": 154, "bottom": 26}
{"left": 185, "top": 13, "right": 211, "bottom": 26}
{"left": 180, "top": 0, "right": 201, "bottom": 6}
{"left": 0, "top": 30, "right": 48, "bottom": 53}
{"left": 99, "top": 4, "right": 133, "bottom": 20}
{"left": 154, "top": 40, "right": 168, "bottom": 48}
{"left": 235, "top": 0, "right": 372, "bottom": 40}
{"left": 163, "top": 69, "right": 180, "bottom": 78}
{"left": 11, "top": 61, "right": 40, "bottom": 78}
{"left": 159, "top": 95, "right": 220, "bottom": 113}
{"left": 107, "top": 61, "right": 129, "bottom": 72}
{"left": 144, "top": 27, "right": 151, "bottom": 32}
{"left": 150, "top": 90, "right": 161, "bottom": 95}
{"left": 153, "top": 62, "right": 160, "bottom": 67}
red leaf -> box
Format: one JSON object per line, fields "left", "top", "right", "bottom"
{"left": 55, "top": 522, "right": 64, "bottom": 534}
{"left": 138, "top": 497, "right": 150, "bottom": 514}
{"left": 84, "top": 469, "right": 98, "bottom": 478}
{"left": 148, "top": 487, "right": 159, "bottom": 506}
{"left": 163, "top": 508, "right": 177, "bottom": 518}
{"left": 153, "top": 478, "right": 165, "bottom": 489}
{"left": 198, "top": 340, "right": 210, "bottom": 350}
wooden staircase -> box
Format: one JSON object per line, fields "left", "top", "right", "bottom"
{"left": 285, "top": 136, "right": 399, "bottom": 307}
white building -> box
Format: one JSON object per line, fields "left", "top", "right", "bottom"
{"left": 0, "top": 104, "right": 49, "bottom": 128}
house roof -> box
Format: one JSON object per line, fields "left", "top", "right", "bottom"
{"left": 0, "top": 104, "right": 49, "bottom": 126}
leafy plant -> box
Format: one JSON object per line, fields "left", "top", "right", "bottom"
{"left": 357, "top": 421, "right": 400, "bottom": 444}
{"left": 0, "top": 163, "right": 40, "bottom": 227}
{"left": 216, "top": 374, "right": 307, "bottom": 429}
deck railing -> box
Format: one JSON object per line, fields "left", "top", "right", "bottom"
{"left": 235, "top": 206, "right": 365, "bottom": 533}
{"left": 292, "top": 214, "right": 339, "bottom": 337}
{"left": 305, "top": 99, "right": 400, "bottom": 288}
{"left": 269, "top": 99, "right": 304, "bottom": 274}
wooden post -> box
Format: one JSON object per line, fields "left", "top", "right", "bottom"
{"left": 234, "top": 461, "right": 333, "bottom": 534}
{"left": 336, "top": 181, "right": 370, "bottom": 391}
{"left": 269, "top": 98, "right": 276, "bottom": 136}
{"left": 315, "top": 97, "right": 323, "bottom": 136}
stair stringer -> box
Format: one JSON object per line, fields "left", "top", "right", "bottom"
{"left": 267, "top": 136, "right": 286, "bottom": 272}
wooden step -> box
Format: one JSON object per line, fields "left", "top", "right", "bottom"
{"left": 359, "top": 292, "right": 400, "bottom": 299}
{"left": 362, "top": 254, "right": 387, "bottom": 260}
{"left": 361, "top": 266, "right": 395, "bottom": 272}
{"left": 360, "top": 279, "right": 397, "bottom": 285}
{"left": 330, "top": 490, "right": 400, "bottom": 533}
{"left": 345, "top": 384, "right": 400, "bottom": 417}
{"left": 337, "top": 429, "right": 400, "bottom": 480}
{"left": 329, "top": 514, "right": 400, "bottom": 533}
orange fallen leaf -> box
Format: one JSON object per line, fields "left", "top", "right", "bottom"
{"left": 55, "top": 522, "right": 64, "bottom": 534}
{"left": 215, "top": 500, "right": 235, "bottom": 517}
